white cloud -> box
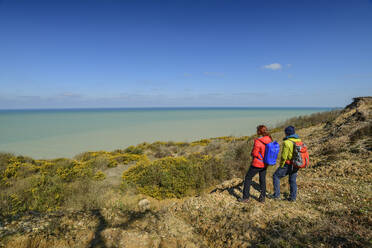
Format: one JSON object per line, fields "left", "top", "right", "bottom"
{"left": 262, "top": 63, "right": 282, "bottom": 70}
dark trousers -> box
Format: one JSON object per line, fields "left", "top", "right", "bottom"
{"left": 242, "top": 166, "right": 267, "bottom": 199}
{"left": 273, "top": 164, "right": 299, "bottom": 200}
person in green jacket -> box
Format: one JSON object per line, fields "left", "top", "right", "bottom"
{"left": 269, "top": 126, "right": 300, "bottom": 201}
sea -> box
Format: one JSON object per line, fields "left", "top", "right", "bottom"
{"left": 0, "top": 107, "right": 332, "bottom": 159}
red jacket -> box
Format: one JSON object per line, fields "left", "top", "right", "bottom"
{"left": 251, "top": 135, "right": 272, "bottom": 168}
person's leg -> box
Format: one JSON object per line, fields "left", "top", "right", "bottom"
{"left": 242, "top": 166, "right": 259, "bottom": 199}
{"left": 288, "top": 167, "right": 299, "bottom": 201}
{"left": 258, "top": 168, "right": 267, "bottom": 201}
{"left": 272, "top": 165, "right": 289, "bottom": 198}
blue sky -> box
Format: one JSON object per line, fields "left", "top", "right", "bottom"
{"left": 0, "top": 0, "right": 371, "bottom": 109}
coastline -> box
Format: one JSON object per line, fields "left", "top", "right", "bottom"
{"left": 0, "top": 107, "right": 333, "bottom": 159}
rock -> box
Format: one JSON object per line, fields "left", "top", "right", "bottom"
{"left": 138, "top": 199, "right": 151, "bottom": 212}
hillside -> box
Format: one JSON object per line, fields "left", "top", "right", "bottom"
{"left": 0, "top": 97, "right": 371, "bottom": 248}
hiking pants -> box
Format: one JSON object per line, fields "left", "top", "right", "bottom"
{"left": 273, "top": 164, "right": 299, "bottom": 200}
{"left": 242, "top": 166, "right": 267, "bottom": 199}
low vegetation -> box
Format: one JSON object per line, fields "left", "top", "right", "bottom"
{"left": 0, "top": 108, "right": 347, "bottom": 217}
{"left": 0, "top": 150, "right": 149, "bottom": 217}
{"left": 277, "top": 108, "right": 341, "bottom": 129}
{"left": 122, "top": 154, "right": 229, "bottom": 199}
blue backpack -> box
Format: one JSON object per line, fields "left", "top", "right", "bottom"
{"left": 258, "top": 140, "right": 280, "bottom": 165}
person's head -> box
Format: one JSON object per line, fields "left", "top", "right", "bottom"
{"left": 284, "top": 126, "right": 295, "bottom": 136}
{"left": 256, "top": 125, "right": 270, "bottom": 137}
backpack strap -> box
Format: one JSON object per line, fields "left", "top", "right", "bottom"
{"left": 257, "top": 153, "right": 264, "bottom": 161}
{"left": 256, "top": 138, "right": 268, "bottom": 145}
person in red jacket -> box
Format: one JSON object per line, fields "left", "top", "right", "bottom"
{"left": 239, "top": 125, "right": 272, "bottom": 203}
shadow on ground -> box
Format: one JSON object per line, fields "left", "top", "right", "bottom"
{"left": 88, "top": 209, "right": 155, "bottom": 247}
{"left": 210, "top": 180, "right": 263, "bottom": 202}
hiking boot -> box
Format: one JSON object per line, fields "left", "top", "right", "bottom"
{"left": 288, "top": 198, "right": 296, "bottom": 202}
{"left": 267, "top": 194, "right": 280, "bottom": 200}
{"left": 238, "top": 198, "right": 249, "bottom": 203}
{"left": 258, "top": 196, "right": 265, "bottom": 203}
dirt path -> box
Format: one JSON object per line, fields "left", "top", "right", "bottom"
{"left": 103, "top": 163, "right": 133, "bottom": 186}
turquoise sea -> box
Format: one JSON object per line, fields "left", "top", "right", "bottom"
{"left": 0, "top": 108, "right": 331, "bottom": 159}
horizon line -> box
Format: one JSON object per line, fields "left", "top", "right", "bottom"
{"left": 0, "top": 106, "right": 341, "bottom": 111}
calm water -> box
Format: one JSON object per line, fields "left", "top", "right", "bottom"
{"left": 0, "top": 108, "right": 331, "bottom": 159}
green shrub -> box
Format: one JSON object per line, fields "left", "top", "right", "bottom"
{"left": 90, "top": 155, "right": 117, "bottom": 169}
{"left": 14, "top": 155, "right": 34, "bottom": 164}
{"left": 56, "top": 160, "right": 93, "bottom": 181}
{"left": 74, "top": 151, "right": 111, "bottom": 161}
{"left": 174, "top": 141, "right": 190, "bottom": 147}
{"left": 112, "top": 153, "right": 147, "bottom": 164}
{"left": 0, "top": 151, "right": 125, "bottom": 217}
{"left": 43, "top": 158, "right": 75, "bottom": 174}
{"left": 122, "top": 155, "right": 229, "bottom": 199}
{"left": 28, "top": 174, "right": 65, "bottom": 212}
{"left": 1, "top": 157, "right": 38, "bottom": 186}
{"left": 191, "top": 139, "right": 211, "bottom": 146}
{"left": 93, "top": 171, "right": 106, "bottom": 181}
{"left": 124, "top": 145, "right": 144, "bottom": 155}
{"left": 0, "top": 152, "right": 14, "bottom": 169}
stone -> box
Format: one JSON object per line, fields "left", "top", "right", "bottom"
{"left": 138, "top": 199, "right": 151, "bottom": 212}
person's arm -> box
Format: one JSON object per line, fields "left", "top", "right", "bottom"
{"left": 280, "top": 140, "right": 290, "bottom": 167}
{"left": 251, "top": 139, "right": 262, "bottom": 159}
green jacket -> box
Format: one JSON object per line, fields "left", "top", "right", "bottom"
{"left": 280, "top": 136, "right": 301, "bottom": 167}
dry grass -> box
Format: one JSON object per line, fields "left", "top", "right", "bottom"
{"left": 277, "top": 109, "right": 341, "bottom": 130}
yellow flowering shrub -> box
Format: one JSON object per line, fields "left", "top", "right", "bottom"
{"left": 8, "top": 193, "right": 27, "bottom": 216}
{"left": 75, "top": 151, "right": 148, "bottom": 168}
{"left": 74, "top": 151, "right": 114, "bottom": 162}
{"left": 212, "top": 136, "right": 236, "bottom": 142}
{"left": 122, "top": 155, "right": 229, "bottom": 199}
{"left": 191, "top": 139, "right": 211, "bottom": 146}
{"left": 93, "top": 171, "right": 106, "bottom": 181}
{"left": 211, "top": 135, "right": 252, "bottom": 142}
{"left": 0, "top": 131, "right": 247, "bottom": 217}
{"left": 123, "top": 145, "right": 144, "bottom": 154}
{"left": 175, "top": 141, "right": 190, "bottom": 147}
{"left": 54, "top": 160, "right": 92, "bottom": 181}
{"left": 0, "top": 154, "right": 97, "bottom": 216}
{"left": 2, "top": 160, "right": 20, "bottom": 180}
{"left": 27, "top": 174, "right": 64, "bottom": 212}
{"left": 1, "top": 157, "right": 38, "bottom": 186}
{"left": 112, "top": 153, "right": 147, "bottom": 164}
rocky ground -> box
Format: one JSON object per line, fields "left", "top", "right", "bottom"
{"left": 1, "top": 97, "right": 371, "bottom": 248}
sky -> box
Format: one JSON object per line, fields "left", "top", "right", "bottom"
{"left": 0, "top": 0, "right": 371, "bottom": 109}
